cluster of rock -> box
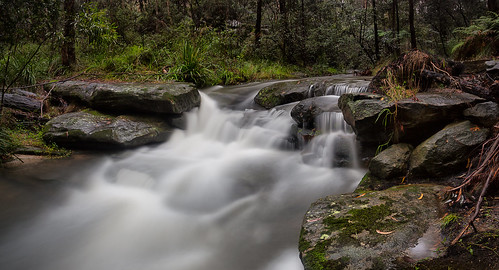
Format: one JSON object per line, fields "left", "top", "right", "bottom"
{"left": 42, "top": 81, "right": 200, "bottom": 149}
{"left": 299, "top": 81, "right": 499, "bottom": 268}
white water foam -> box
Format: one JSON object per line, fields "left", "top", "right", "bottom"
{"left": 0, "top": 89, "right": 364, "bottom": 270}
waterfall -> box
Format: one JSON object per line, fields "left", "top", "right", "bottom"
{"left": 0, "top": 77, "right": 367, "bottom": 270}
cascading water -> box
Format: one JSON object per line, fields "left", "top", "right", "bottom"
{"left": 0, "top": 76, "right": 368, "bottom": 270}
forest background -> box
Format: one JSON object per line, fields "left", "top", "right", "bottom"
{"left": 1, "top": 0, "right": 497, "bottom": 89}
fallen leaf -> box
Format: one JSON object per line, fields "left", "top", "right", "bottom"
{"left": 306, "top": 218, "right": 322, "bottom": 223}
{"left": 376, "top": 230, "right": 394, "bottom": 235}
{"left": 418, "top": 193, "right": 424, "bottom": 200}
{"left": 355, "top": 193, "right": 366, "bottom": 198}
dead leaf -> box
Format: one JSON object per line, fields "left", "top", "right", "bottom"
{"left": 418, "top": 193, "right": 424, "bottom": 200}
{"left": 376, "top": 230, "right": 394, "bottom": 235}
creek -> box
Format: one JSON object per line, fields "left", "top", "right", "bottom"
{"left": 0, "top": 75, "right": 369, "bottom": 270}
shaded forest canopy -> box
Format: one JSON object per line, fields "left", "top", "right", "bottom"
{"left": 0, "top": 0, "right": 497, "bottom": 88}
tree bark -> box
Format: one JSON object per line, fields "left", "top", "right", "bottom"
{"left": 278, "top": 0, "right": 291, "bottom": 62}
{"left": 255, "top": 0, "right": 263, "bottom": 48}
{"left": 391, "top": 0, "right": 400, "bottom": 55}
{"left": 61, "top": 0, "right": 76, "bottom": 69}
{"left": 408, "top": 0, "right": 417, "bottom": 49}
{"left": 372, "top": 0, "right": 380, "bottom": 62}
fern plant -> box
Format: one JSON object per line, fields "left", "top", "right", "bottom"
{"left": 452, "top": 12, "right": 499, "bottom": 60}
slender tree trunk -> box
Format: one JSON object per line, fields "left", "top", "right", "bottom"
{"left": 489, "top": 0, "right": 499, "bottom": 13}
{"left": 372, "top": 0, "right": 380, "bottom": 61}
{"left": 278, "top": 0, "right": 290, "bottom": 62}
{"left": 61, "top": 0, "right": 76, "bottom": 69}
{"left": 408, "top": 0, "right": 417, "bottom": 49}
{"left": 392, "top": 0, "right": 400, "bottom": 55}
{"left": 255, "top": 0, "right": 263, "bottom": 48}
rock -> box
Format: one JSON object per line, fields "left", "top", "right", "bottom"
{"left": 291, "top": 96, "right": 339, "bottom": 129}
{"left": 300, "top": 184, "right": 446, "bottom": 270}
{"left": 396, "top": 92, "right": 485, "bottom": 143}
{"left": 338, "top": 92, "right": 392, "bottom": 144}
{"left": 3, "top": 93, "right": 41, "bottom": 112}
{"left": 254, "top": 81, "right": 310, "bottom": 109}
{"left": 409, "top": 121, "right": 489, "bottom": 177}
{"left": 43, "top": 110, "right": 173, "bottom": 149}
{"left": 338, "top": 92, "right": 485, "bottom": 145}
{"left": 486, "top": 60, "right": 499, "bottom": 79}
{"left": 369, "top": 143, "right": 413, "bottom": 179}
{"left": 463, "top": 101, "right": 499, "bottom": 127}
{"left": 47, "top": 81, "right": 200, "bottom": 115}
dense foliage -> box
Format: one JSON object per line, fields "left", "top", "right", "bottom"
{"left": 0, "top": 0, "right": 495, "bottom": 90}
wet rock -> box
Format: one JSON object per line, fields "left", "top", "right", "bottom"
{"left": 43, "top": 110, "right": 173, "bottom": 149}
{"left": 299, "top": 184, "right": 446, "bottom": 270}
{"left": 463, "top": 101, "right": 499, "bottom": 127}
{"left": 291, "top": 96, "right": 339, "bottom": 129}
{"left": 396, "top": 92, "right": 484, "bottom": 143}
{"left": 47, "top": 80, "right": 200, "bottom": 115}
{"left": 409, "top": 121, "right": 489, "bottom": 177}
{"left": 254, "top": 81, "right": 310, "bottom": 109}
{"left": 338, "top": 92, "right": 392, "bottom": 144}
{"left": 369, "top": 143, "right": 413, "bottom": 179}
{"left": 338, "top": 92, "right": 485, "bottom": 145}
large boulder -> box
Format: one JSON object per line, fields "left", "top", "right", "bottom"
{"left": 43, "top": 110, "right": 173, "bottom": 149}
{"left": 396, "top": 92, "right": 485, "bottom": 143}
{"left": 369, "top": 143, "right": 413, "bottom": 179}
{"left": 409, "top": 120, "right": 489, "bottom": 177}
{"left": 463, "top": 101, "right": 499, "bottom": 127}
{"left": 338, "top": 92, "right": 485, "bottom": 145}
{"left": 338, "top": 92, "right": 392, "bottom": 144}
{"left": 299, "top": 184, "right": 447, "bottom": 270}
{"left": 3, "top": 90, "right": 41, "bottom": 112}
{"left": 47, "top": 81, "right": 200, "bottom": 115}
{"left": 290, "top": 96, "right": 340, "bottom": 129}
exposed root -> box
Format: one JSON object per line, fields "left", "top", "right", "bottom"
{"left": 448, "top": 133, "right": 499, "bottom": 245}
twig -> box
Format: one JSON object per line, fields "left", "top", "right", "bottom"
{"left": 15, "top": 71, "right": 86, "bottom": 90}
{"left": 40, "top": 84, "right": 56, "bottom": 118}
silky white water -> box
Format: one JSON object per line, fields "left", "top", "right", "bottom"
{"left": 0, "top": 79, "right": 366, "bottom": 270}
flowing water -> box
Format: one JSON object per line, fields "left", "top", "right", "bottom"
{"left": 0, "top": 75, "right": 369, "bottom": 270}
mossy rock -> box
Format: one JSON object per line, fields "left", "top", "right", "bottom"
{"left": 47, "top": 81, "right": 200, "bottom": 115}
{"left": 42, "top": 110, "right": 174, "bottom": 149}
{"left": 299, "top": 184, "right": 447, "bottom": 270}
{"left": 254, "top": 81, "right": 310, "bottom": 109}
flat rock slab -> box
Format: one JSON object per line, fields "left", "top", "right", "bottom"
{"left": 43, "top": 111, "right": 173, "bottom": 149}
{"left": 299, "top": 184, "right": 446, "bottom": 270}
{"left": 48, "top": 81, "right": 200, "bottom": 114}
{"left": 254, "top": 75, "right": 370, "bottom": 109}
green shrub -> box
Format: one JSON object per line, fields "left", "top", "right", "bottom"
{"left": 0, "top": 127, "right": 18, "bottom": 162}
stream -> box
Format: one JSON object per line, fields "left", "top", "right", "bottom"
{"left": 0, "top": 75, "right": 369, "bottom": 270}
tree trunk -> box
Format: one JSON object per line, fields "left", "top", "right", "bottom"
{"left": 392, "top": 0, "right": 400, "bottom": 55}
{"left": 61, "top": 0, "right": 76, "bottom": 69}
{"left": 372, "top": 0, "right": 380, "bottom": 62}
{"left": 255, "top": 0, "right": 263, "bottom": 48}
{"left": 489, "top": 0, "right": 499, "bottom": 13}
{"left": 278, "top": 0, "right": 290, "bottom": 62}
{"left": 408, "top": 0, "right": 417, "bottom": 49}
